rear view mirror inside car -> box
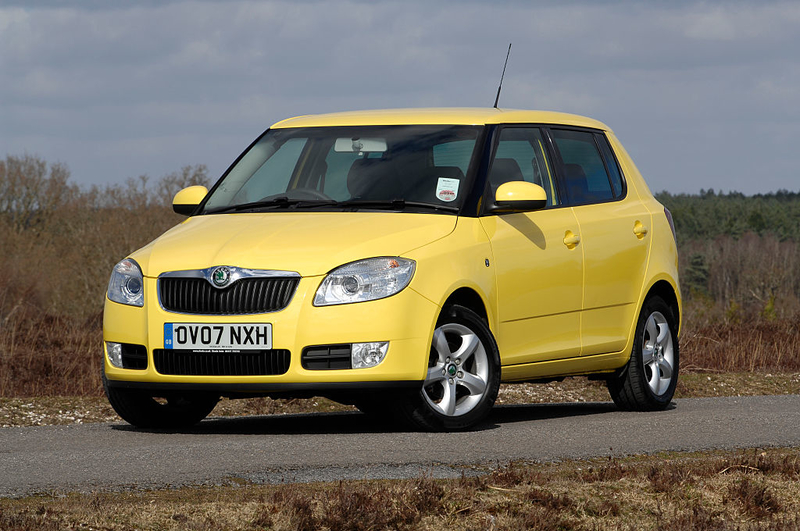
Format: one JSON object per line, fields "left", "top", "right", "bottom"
{"left": 334, "top": 137, "right": 387, "bottom": 154}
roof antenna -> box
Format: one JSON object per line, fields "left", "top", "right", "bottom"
{"left": 493, "top": 43, "right": 512, "bottom": 109}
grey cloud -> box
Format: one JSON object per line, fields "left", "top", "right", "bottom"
{"left": 1, "top": 0, "right": 799, "bottom": 193}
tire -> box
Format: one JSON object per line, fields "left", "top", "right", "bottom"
{"left": 103, "top": 375, "right": 219, "bottom": 429}
{"left": 607, "top": 296, "right": 679, "bottom": 411}
{"left": 399, "top": 305, "right": 501, "bottom": 431}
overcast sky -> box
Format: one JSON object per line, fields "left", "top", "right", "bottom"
{"left": 2, "top": 0, "right": 799, "bottom": 194}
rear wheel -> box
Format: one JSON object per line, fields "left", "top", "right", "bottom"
{"left": 103, "top": 376, "right": 218, "bottom": 429}
{"left": 400, "top": 305, "right": 500, "bottom": 431}
{"left": 607, "top": 296, "right": 679, "bottom": 410}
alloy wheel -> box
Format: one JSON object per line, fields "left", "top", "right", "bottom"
{"left": 422, "top": 322, "right": 489, "bottom": 417}
{"left": 641, "top": 311, "right": 675, "bottom": 396}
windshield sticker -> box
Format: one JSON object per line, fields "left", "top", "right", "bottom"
{"left": 436, "top": 178, "right": 460, "bottom": 202}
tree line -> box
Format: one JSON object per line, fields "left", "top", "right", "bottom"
{"left": 655, "top": 190, "right": 800, "bottom": 324}
{"left": 656, "top": 189, "right": 800, "bottom": 244}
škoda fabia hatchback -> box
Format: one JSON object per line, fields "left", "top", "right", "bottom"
{"left": 103, "top": 108, "right": 681, "bottom": 431}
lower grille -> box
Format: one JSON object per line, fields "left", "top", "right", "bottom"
{"left": 153, "top": 349, "right": 290, "bottom": 376}
{"left": 121, "top": 343, "right": 148, "bottom": 370}
{"left": 302, "top": 345, "right": 352, "bottom": 370}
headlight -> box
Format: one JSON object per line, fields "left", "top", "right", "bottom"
{"left": 314, "top": 257, "right": 415, "bottom": 306}
{"left": 107, "top": 258, "right": 144, "bottom": 307}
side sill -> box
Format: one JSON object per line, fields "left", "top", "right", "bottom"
{"left": 499, "top": 350, "right": 630, "bottom": 383}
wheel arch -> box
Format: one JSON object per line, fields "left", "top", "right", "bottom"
{"left": 440, "top": 287, "right": 489, "bottom": 325}
{"left": 644, "top": 279, "right": 681, "bottom": 336}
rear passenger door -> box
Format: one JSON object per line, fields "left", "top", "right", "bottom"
{"left": 548, "top": 128, "right": 651, "bottom": 356}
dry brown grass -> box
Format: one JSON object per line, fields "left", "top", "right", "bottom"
{"left": 2, "top": 448, "right": 800, "bottom": 530}
{"left": 1, "top": 155, "right": 208, "bottom": 396}
{"left": 2, "top": 154, "right": 800, "bottom": 399}
{"left": 0, "top": 308, "right": 103, "bottom": 396}
{"left": 682, "top": 318, "right": 800, "bottom": 373}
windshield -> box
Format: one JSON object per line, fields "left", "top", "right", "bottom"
{"left": 202, "top": 125, "right": 482, "bottom": 214}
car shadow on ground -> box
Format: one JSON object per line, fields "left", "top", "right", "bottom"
{"left": 491, "top": 401, "right": 620, "bottom": 424}
{"left": 109, "top": 400, "right": 657, "bottom": 436}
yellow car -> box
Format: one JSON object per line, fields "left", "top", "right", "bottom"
{"left": 103, "top": 108, "right": 680, "bottom": 431}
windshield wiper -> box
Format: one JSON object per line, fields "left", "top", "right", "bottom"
{"left": 337, "top": 199, "right": 459, "bottom": 213}
{"left": 205, "top": 197, "right": 459, "bottom": 215}
{"left": 204, "top": 197, "right": 338, "bottom": 214}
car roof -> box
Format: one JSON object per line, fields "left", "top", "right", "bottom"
{"left": 270, "top": 108, "right": 611, "bottom": 131}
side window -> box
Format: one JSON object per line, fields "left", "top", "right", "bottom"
{"left": 232, "top": 138, "right": 307, "bottom": 203}
{"left": 488, "top": 127, "right": 558, "bottom": 207}
{"left": 550, "top": 129, "right": 615, "bottom": 206}
{"left": 595, "top": 133, "right": 625, "bottom": 198}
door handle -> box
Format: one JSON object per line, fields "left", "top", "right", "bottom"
{"left": 633, "top": 221, "right": 648, "bottom": 239}
{"left": 563, "top": 230, "right": 580, "bottom": 249}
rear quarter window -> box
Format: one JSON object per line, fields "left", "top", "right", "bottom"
{"left": 595, "top": 133, "right": 625, "bottom": 198}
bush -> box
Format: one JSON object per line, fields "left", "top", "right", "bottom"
{"left": 0, "top": 154, "right": 209, "bottom": 396}
{"left": 1, "top": 154, "right": 798, "bottom": 397}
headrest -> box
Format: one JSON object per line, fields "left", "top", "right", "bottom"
{"left": 564, "top": 163, "right": 588, "bottom": 202}
{"left": 347, "top": 158, "right": 383, "bottom": 198}
{"left": 564, "top": 163, "right": 586, "bottom": 180}
{"left": 489, "top": 158, "right": 524, "bottom": 185}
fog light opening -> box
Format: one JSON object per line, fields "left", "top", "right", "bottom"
{"left": 351, "top": 342, "right": 388, "bottom": 369}
{"left": 106, "top": 342, "right": 123, "bottom": 368}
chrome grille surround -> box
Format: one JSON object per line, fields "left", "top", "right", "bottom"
{"left": 158, "top": 266, "right": 301, "bottom": 315}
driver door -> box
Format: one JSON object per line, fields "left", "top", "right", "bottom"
{"left": 480, "top": 127, "right": 584, "bottom": 366}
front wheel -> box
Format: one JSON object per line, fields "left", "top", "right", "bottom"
{"left": 399, "top": 305, "right": 500, "bottom": 431}
{"left": 103, "top": 376, "right": 219, "bottom": 429}
{"left": 607, "top": 296, "right": 679, "bottom": 410}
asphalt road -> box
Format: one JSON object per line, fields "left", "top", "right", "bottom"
{"left": 2, "top": 395, "right": 799, "bottom": 497}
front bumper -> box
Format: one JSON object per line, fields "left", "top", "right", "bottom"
{"left": 103, "top": 276, "right": 438, "bottom": 392}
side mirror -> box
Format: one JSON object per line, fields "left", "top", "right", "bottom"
{"left": 488, "top": 181, "right": 547, "bottom": 213}
{"left": 172, "top": 185, "right": 208, "bottom": 216}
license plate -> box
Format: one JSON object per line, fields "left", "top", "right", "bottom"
{"left": 164, "top": 323, "right": 272, "bottom": 350}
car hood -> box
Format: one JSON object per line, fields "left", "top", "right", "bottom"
{"left": 131, "top": 212, "right": 457, "bottom": 278}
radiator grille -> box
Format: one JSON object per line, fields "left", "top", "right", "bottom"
{"left": 153, "top": 349, "right": 290, "bottom": 376}
{"left": 159, "top": 277, "right": 298, "bottom": 315}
